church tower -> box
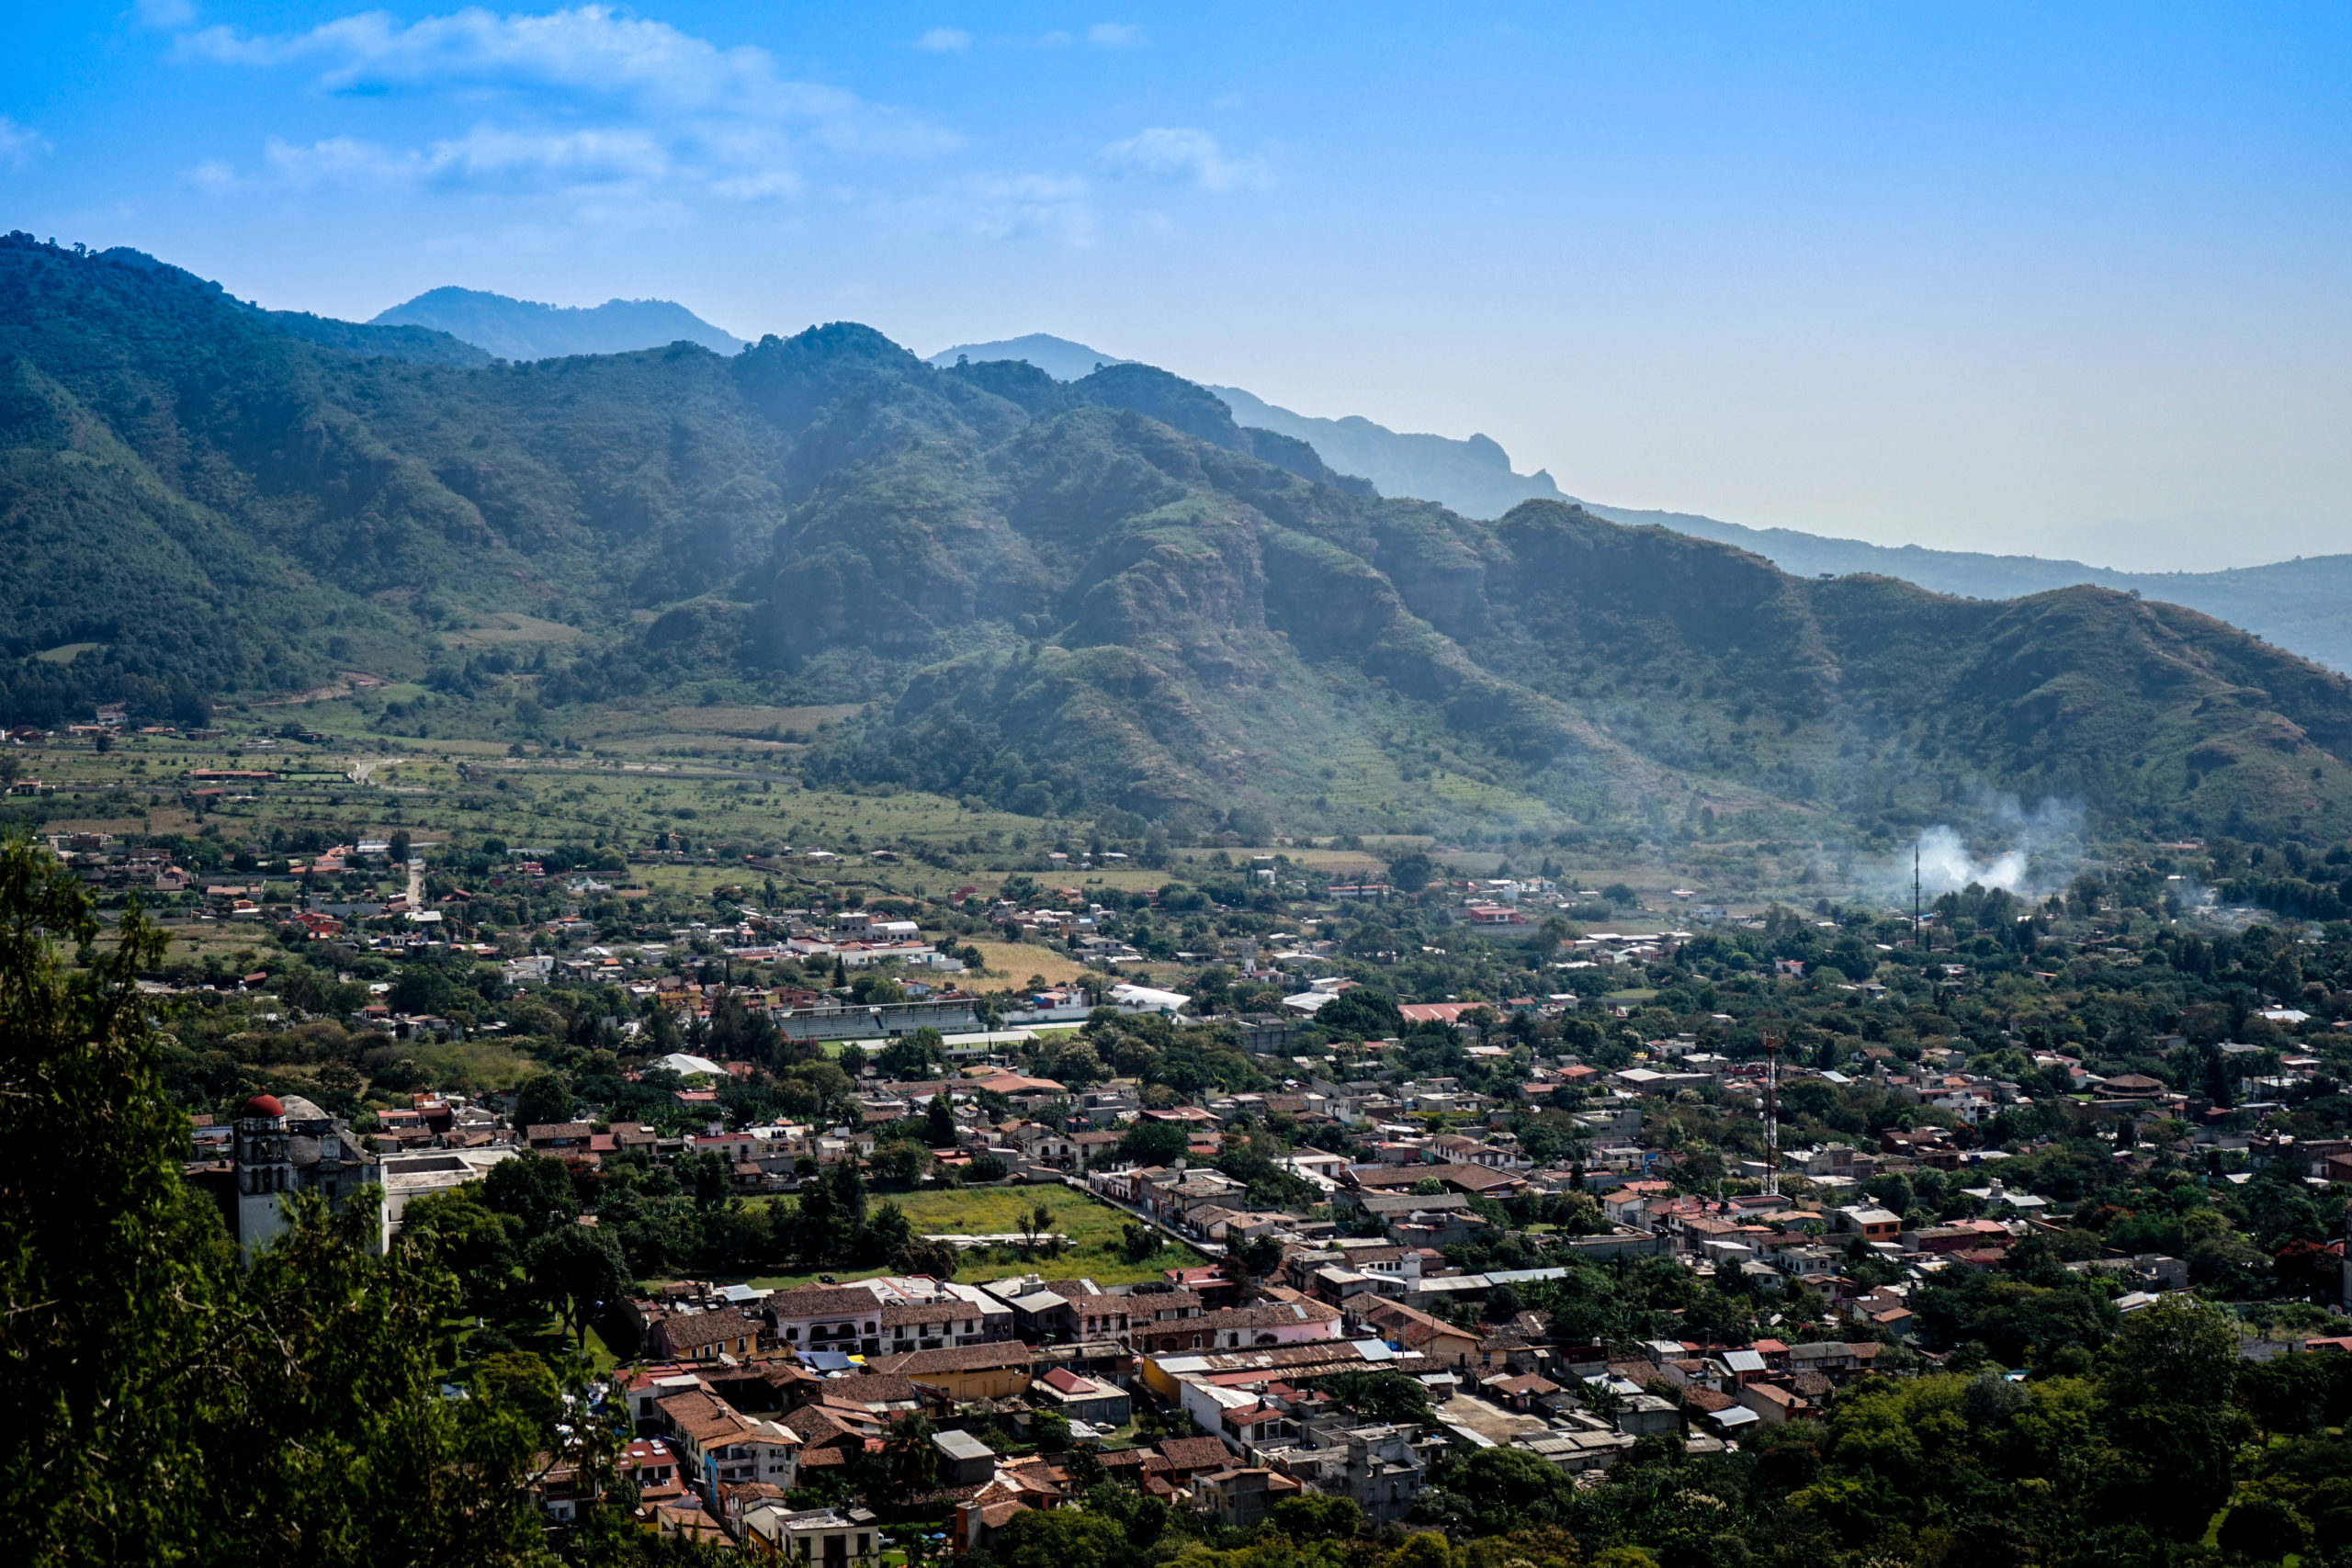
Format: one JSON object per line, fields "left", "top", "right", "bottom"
{"left": 233, "top": 1092, "right": 295, "bottom": 1255}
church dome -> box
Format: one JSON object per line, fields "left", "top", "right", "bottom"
{"left": 240, "top": 1093, "right": 285, "bottom": 1119}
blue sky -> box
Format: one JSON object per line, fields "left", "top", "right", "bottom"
{"left": 3, "top": 3, "right": 2347, "bottom": 569}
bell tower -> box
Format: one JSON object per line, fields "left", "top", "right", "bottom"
{"left": 233, "top": 1092, "right": 294, "bottom": 1255}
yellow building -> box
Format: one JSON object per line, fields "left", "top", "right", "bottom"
{"left": 866, "top": 1341, "right": 1034, "bottom": 1401}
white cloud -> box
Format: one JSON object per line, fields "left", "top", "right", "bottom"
{"left": 1088, "top": 22, "right": 1146, "bottom": 48}
{"left": 256, "top": 125, "right": 667, "bottom": 193}
{"left": 182, "top": 156, "right": 242, "bottom": 194}
{"left": 262, "top": 136, "right": 418, "bottom": 190}
{"left": 914, "top": 28, "right": 971, "bottom": 53}
{"left": 1101, "top": 127, "right": 1269, "bottom": 192}
{"left": 0, "top": 117, "right": 52, "bottom": 168}
{"left": 177, "top": 6, "right": 944, "bottom": 148}
{"left": 136, "top": 0, "right": 198, "bottom": 27}
{"left": 710, "top": 169, "right": 805, "bottom": 200}
{"left": 170, "top": 4, "right": 968, "bottom": 232}
{"left": 432, "top": 124, "right": 670, "bottom": 185}
{"left": 175, "top": 6, "right": 956, "bottom": 220}
{"left": 882, "top": 171, "right": 1095, "bottom": 246}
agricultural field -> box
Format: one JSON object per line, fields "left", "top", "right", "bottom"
{"left": 960, "top": 941, "right": 1095, "bottom": 987}
{"left": 742, "top": 1181, "right": 1203, "bottom": 1292}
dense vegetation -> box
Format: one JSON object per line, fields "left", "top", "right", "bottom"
{"left": 0, "top": 833, "right": 585, "bottom": 1566}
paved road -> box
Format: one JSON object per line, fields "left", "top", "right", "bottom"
{"left": 1059, "top": 1175, "right": 1227, "bottom": 1258}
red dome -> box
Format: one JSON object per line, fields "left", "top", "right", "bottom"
{"left": 240, "top": 1093, "right": 285, "bottom": 1120}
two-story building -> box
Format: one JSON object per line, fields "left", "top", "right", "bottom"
{"left": 653, "top": 1388, "right": 800, "bottom": 1504}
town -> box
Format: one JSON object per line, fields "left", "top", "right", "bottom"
{"left": 45, "top": 789, "right": 2346, "bottom": 1565}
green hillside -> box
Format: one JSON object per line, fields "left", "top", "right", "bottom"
{"left": 4, "top": 231, "right": 2351, "bottom": 846}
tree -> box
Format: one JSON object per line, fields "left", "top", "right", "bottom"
{"left": 1032, "top": 1035, "right": 1106, "bottom": 1088}
{"left": 893, "top": 1235, "right": 960, "bottom": 1281}
{"left": 1385, "top": 852, "right": 1433, "bottom": 894}
{"left": 1232, "top": 1233, "right": 1286, "bottom": 1280}
{"left": 1314, "top": 987, "right": 1406, "bottom": 1041}
{"left": 924, "top": 1091, "right": 957, "bottom": 1147}
{"left": 0, "top": 830, "right": 552, "bottom": 1562}
{"left": 390, "top": 829, "right": 413, "bottom": 864}
{"left": 857, "top": 1412, "right": 942, "bottom": 1508}
{"left": 871, "top": 1141, "right": 931, "bottom": 1186}
{"left": 401, "top": 1184, "right": 522, "bottom": 1317}
{"left": 969, "top": 1152, "right": 1011, "bottom": 1183}
{"left": 989, "top": 1504, "right": 1131, "bottom": 1568}
{"left": 484, "top": 1150, "right": 581, "bottom": 1238}
{"left": 1270, "top": 1493, "right": 1364, "bottom": 1540}
{"left": 2098, "top": 1294, "right": 2245, "bottom": 1539}
{"left": 1320, "top": 1370, "right": 1430, "bottom": 1425}
{"left": 514, "top": 1072, "right": 576, "bottom": 1130}
{"left": 474, "top": 1350, "right": 564, "bottom": 1433}
{"left": 887, "top": 1024, "right": 948, "bottom": 1078}
{"left": 2219, "top": 1496, "right": 2310, "bottom": 1562}
{"left": 524, "top": 1223, "right": 631, "bottom": 1347}
{"left": 1442, "top": 1446, "right": 1579, "bottom": 1535}
{"left": 1117, "top": 1119, "right": 1190, "bottom": 1167}
{"left": 707, "top": 990, "right": 781, "bottom": 1066}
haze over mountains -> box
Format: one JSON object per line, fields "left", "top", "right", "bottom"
{"left": 372, "top": 287, "right": 745, "bottom": 362}
{"left": 6, "top": 237, "right": 2351, "bottom": 847}
{"left": 360, "top": 305, "right": 2352, "bottom": 671}
{"left": 936, "top": 333, "right": 2352, "bottom": 675}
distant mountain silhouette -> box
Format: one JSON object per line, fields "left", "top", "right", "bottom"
{"left": 1590, "top": 505, "right": 2352, "bottom": 675}
{"left": 372, "top": 287, "right": 745, "bottom": 361}
{"left": 926, "top": 333, "right": 1134, "bottom": 382}
{"left": 928, "top": 333, "right": 1565, "bottom": 519}
{"left": 1208, "top": 385, "right": 1568, "bottom": 521}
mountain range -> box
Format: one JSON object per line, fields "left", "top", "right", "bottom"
{"left": 931, "top": 333, "right": 1574, "bottom": 522}
{"left": 346, "top": 307, "right": 2352, "bottom": 672}
{"left": 6, "top": 233, "right": 2352, "bottom": 846}
{"left": 934, "top": 333, "right": 2352, "bottom": 675}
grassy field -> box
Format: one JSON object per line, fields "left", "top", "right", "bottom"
{"left": 440, "top": 612, "right": 581, "bottom": 649}
{"left": 964, "top": 941, "right": 1094, "bottom": 987}
{"left": 0, "top": 690, "right": 1826, "bottom": 924}
{"left": 743, "top": 1181, "right": 1203, "bottom": 1292}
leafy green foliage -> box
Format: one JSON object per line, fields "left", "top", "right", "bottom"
{"left": 0, "top": 830, "right": 555, "bottom": 1563}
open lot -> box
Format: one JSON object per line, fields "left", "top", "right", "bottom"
{"left": 962, "top": 941, "right": 1095, "bottom": 987}
{"left": 744, "top": 1181, "right": 1203, "bottom": 1292}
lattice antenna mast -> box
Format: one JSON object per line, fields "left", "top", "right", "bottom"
{"left": 1763, "top": 1032, "right": 1782, "bottom": 1198}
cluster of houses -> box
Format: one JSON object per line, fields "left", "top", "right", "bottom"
{"left": 178, "top": 996, "right": 2352, "bottom": 1556}
{"left": 569, "top": 1232, "right": 1948, "bottom": 1555}
{"left": 526, "top": 1043, "right": 2352, "bottom": 1553}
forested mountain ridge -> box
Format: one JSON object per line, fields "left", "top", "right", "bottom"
{"left": 931, "top": 333, "right": 2352, "bottom": 674}
{"left": 5, "top": 232, "right": 2352, "bottom": 844}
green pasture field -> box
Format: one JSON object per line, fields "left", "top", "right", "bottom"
{"left": 438, "top": 613, "right": 582, "bottom": 649}
{"left": 0, "top": 696, "right": 1833, "bottom": 914}
{"left": 740, "top": 1181, "right": 1204, "bottom": 1292}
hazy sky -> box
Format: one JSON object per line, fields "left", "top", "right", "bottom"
{"left": 4, "top": 3, "right": 2347, "bottom": 570}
